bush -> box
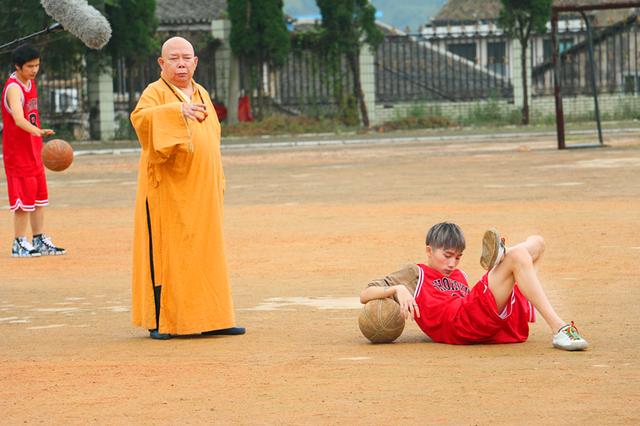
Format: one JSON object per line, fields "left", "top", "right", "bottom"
{"left": 381, "top": 104, "right": 455, "bottom": 130}
{"left": 222, "top": 115, "right": 354, "bottom": 137}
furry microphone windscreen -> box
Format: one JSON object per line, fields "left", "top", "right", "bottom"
{"left": 40, "top": 0, "right": 112, "bottom": 49}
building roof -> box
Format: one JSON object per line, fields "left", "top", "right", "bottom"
{"left": 433, "top": 0, "right": 634, "bottom": 25}
{"left": 433, "top": 0, "right": 502, "bottom": 23}
{"left": 155, "top": 0, "right": 226, "bottom": 25}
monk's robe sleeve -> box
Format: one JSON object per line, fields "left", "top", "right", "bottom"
{"left": 130, "top": 85, "right": 191, "bottom": 164}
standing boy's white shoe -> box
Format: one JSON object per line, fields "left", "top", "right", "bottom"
{"left": 32, "top": 233, "right": 66, "bottom": 256}
{"left": 480, "top": 228, "right": 506, "bottom": 270}
{"left": 11, "top": 236, "right": 41, "bottom": 257}
{"left": 553, "top": 321, "right": 589, "bottom": 351}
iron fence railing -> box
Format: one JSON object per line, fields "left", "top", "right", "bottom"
{"left": 531, "top": 17, "right": 640, "bottom": 97}
{"left": 377, "top": 34, "right": 514, "bottom": 103}
{"left": 5, "top": 21, "right": 640, "bottom": 132}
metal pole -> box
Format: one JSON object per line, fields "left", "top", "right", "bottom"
{"left": 581, "top": 11, "right": 604, "bottom": 145}
{"left": 0, "top": 23, "right": 62, "bottom": 53}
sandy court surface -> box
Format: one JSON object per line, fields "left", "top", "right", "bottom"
{"left": 1, "top": 133, "right": 639, "bottom": 424}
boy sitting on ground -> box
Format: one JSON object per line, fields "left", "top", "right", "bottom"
{"left": 360, "top": 222, "right": 588, "bottom": 350}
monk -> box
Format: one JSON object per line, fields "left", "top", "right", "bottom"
{"left": 130, "top": 37, "right": 244, "bottom": 339}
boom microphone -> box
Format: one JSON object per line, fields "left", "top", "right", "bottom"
{"left": 40, "top": 0, "right": 112, "bottom": 49}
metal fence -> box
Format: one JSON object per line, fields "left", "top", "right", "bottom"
{"left": 113, "top": 47, "right": 219, "bottom": 114}
{"left": 6, "top": 21, "right": 640, "bottom": 135}
{"left": 237, "top": 51, "right": 354, "bottom": 119}
{"left": 531, "top": 17, "right": 640, "bottom": 97}
{"left": 105, "top": 18, "right": 640, "bottom": 118}
{"left": 377, "top": 34, "right": 514, "bottom": 103}
{"left": 0, "top": 59, "right": 87, "bottom": 139}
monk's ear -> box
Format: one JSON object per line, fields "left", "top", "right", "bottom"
{"left": 193, "top": 56, "right": 198, "bottom": 67}
{"left": 157, "top": 57, "right": 164, "bottom": 69}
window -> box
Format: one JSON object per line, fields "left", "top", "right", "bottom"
{"left": 543, "top": 38, "right": 575, "bottom": 61}
{"left": 447, "top": 42, "right": 477, "bottom": 63}
{"left": 487, "top": 41, "right": 506, "bottom": 75}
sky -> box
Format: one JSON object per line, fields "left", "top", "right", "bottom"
{"left": 283, "top": 0, "right": 448, "bottom": 33}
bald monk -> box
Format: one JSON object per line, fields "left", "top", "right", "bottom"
{"left": 130, "top": 37, "right": 245, "bottom": 339}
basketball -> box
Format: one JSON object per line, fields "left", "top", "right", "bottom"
{"left": 358, "top": 298, "right": 405, "bottom": 343}
{"left": 42, "top": 139, "right": 74, "bottom": 171}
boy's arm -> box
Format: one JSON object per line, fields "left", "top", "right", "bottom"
{"left": 360, "top": 264, "right": 420, "bottom": 319}
{"left": 6, "top": 85, "right": 54, "bottom": 137}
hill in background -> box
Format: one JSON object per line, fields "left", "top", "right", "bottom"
{"left": 284, "top": 0, "right": 447, "bottom": 33}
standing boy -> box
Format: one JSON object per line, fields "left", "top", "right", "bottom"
{"left": 2, "top": 44, "right": 65, "bottom": 257}
{"left": 360, "top": 222, "right": 588, "bottom": 351}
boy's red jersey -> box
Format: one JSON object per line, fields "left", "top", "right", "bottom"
{"left": 2, "top": 73, "right": 44, "bottom": 177}
{"left": 413, "top": 264, "right": 533, "bottom": 345}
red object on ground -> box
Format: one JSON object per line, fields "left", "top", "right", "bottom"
{"left": 213, "top": 102, "right": 227, "bottom": 121}
{"left": 238, "top": 95, "right": 253, "bottom": 122}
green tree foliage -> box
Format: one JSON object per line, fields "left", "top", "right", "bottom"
{"left": 228, "top": 0, "right": 290, "bottom": 118}
{"left": 228, "top": 0, "right": 290, "bottom": 67}
{"left": 105, "top": 0, "right": 158, "bottom": 61}
{"left": 104, "top": 0, "right": 158, "bottom": 110}
{"left": 0, "top": 0, "right": 85, "bottom": 72}
{"left": 0, "top": 0, "right": 157, "bottom": 75}
{"left": 316, "top": 0, "right": 383, "bottom": 127}
{"left": 498, "top": 0, "right": 552, "bottom": 125}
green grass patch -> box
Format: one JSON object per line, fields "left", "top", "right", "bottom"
{"left": 222, "top": 115, "right": 355, "bottom": 137}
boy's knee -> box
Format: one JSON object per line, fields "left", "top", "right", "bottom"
{"left": 529, "top": 235, "right": 545, "bottom": 248}
{"left": 506, "top": 245, "right": 533, "bottom": 267}
{"left": 528, "top": 235, "right": 545, "bottom": 256}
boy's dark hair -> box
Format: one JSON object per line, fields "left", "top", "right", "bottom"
{"left": 426, "top": 222, "right": 466, "bottom": 252}
{"left": 12, "top": 45, "right": 40, "bottom": 68}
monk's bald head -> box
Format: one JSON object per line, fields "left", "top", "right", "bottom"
{"left": 161, "top": 37, "right": 194, "bottom": 58}
{"left": 158, "top": 36, "right": 198, "bottom": 88}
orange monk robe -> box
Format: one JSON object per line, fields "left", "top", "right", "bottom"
{"left": 130, "top": 78, "right": 235, "bottom": 335}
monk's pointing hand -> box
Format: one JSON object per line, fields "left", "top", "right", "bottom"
{"left": 182, "top": 102, "right": 208, "bottom": 122}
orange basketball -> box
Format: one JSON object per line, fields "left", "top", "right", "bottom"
{"left": 42, "top": 139, "right": 74, "bottom": 172}
{"left": 358, "top": 298, "right": 405, "bottom": 343}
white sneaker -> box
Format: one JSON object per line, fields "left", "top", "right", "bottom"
{"left": 32, "top": 234, "right": 66, "bottom": 256}
{"left": 553, "top": 321, "right": 589, "bottom": 351}
{"left": 11, "top": 236, "right": 41, "bottom": 257}
{"left": 480, "top": 228, "right": 506, "bottom": 270}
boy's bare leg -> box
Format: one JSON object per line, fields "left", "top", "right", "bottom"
{"left": 13, "top": 210, "right": 30, "bottom": 238}
{"left": 487, "top": 235, "right": 565, "bottom": 333}
{"left": 31, "top": 206, "right": 45, "bottom": 235}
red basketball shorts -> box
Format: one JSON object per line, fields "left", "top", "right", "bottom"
{"left": 442, "top": 274, "right": 535, "bottom": 344}
{"left": 6, "top": 171, "right": 49, "bottom": 212}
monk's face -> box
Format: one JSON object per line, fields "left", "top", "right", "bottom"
{"left": 158, "top": 37, "right": 198, "bottom": 88}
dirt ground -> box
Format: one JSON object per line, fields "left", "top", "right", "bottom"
{"left": 1, "top": 131, "right": 639, "bottom": 425}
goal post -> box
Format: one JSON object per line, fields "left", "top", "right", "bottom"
{"left": 551, "top": 1, "right": 640, "bottom": 149}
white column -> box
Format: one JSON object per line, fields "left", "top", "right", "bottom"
{"left": 87, "top": 62, "right": 115, "bottom": 140}
{"left": 359, "top": 44, "right": 377, "bottom": 125}
{"left": 511, "top": 39, "right": 532, "bottom": 110}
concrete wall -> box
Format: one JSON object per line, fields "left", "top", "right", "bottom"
{"left": 374, "top": 93, "right": 640, "bottom": 124}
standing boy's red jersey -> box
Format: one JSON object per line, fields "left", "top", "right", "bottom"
{"left": 413, "top": 264, "right": 534, "bottom": 344}
{"left": 2, "top": 72, "right": 44, "bottom": 177}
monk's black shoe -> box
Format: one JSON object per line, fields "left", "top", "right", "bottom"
{"left": 202, "top": 326, "right": 246, "bottom": 336}
{"left": 149, "top": 329, "right": 172, "bottom": 340}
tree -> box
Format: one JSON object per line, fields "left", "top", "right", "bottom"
{"left": 228, "top": 0, "right": 290, "bottom": 118}
{"left": 316, "top": 0, "right": 383, "bottom": 127}
{"left": 104, "top": 0, "right": 158, "bottom": 110}
{"left": 0, "top": 0, "right": 85, "bottom": 71}
{"left": 498, "top": 0, "right": 552, "bottom": 125}
{"left": 0, "top": 0, "right": 158, "bottom": 80}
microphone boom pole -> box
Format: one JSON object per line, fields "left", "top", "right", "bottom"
{"left": 0, "top": 23, "right": 63, "bottom": 52}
